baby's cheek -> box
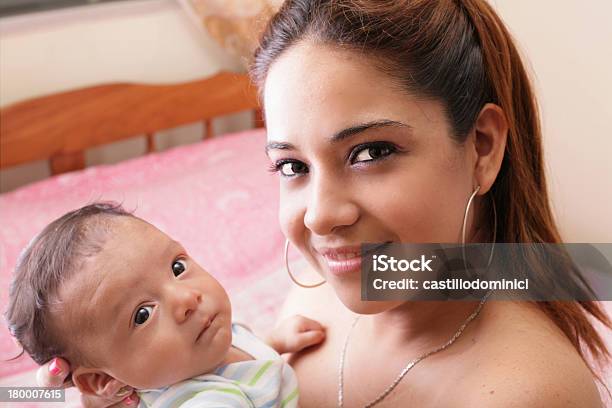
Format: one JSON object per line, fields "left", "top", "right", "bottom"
{"left": 108, "top": 349, "right": 156, "bottom": 388}
{"left": 110, "top": 335, "right": 183, "bottom": 389}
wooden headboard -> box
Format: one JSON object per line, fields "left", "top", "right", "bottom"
{"left": 0, "top": 72, "right": 263, "bottom": 175}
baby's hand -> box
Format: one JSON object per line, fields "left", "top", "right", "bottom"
{"left": 267, "top": 315, "right": 326, "bottom": 354}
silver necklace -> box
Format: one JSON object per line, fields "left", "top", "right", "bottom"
{"left": 338, "top": 291, "right": 492, "bottom": 408}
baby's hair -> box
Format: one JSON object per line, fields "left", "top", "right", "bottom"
{"left": 4, "top": 202, "right": 134, "bottom": 366}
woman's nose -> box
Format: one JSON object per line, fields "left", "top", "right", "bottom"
{"left": 303, "top": 174, "right": 359, "bottom": 235}
{"left": 169, "top": 285, "right": 202, "bottom": 324}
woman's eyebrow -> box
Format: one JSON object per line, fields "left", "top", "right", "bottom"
{"left": 265, "top": 119, "right": 412, "bottom": 154}
{"left": 265, "top": 141, "right": 294, "bottom": 155}
{"left": 330, "top": 119, "right": 412, "bottom": 143}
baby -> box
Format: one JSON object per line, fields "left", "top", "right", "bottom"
{"left": 6, "top": 202, "right": 325, "bottom": 407}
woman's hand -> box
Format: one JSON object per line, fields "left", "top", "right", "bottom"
{"left": 267, "top": 315, "right": 326, "bottom": 355}
{"left": 37, "top": 358, "right": 139, "bottom": 407}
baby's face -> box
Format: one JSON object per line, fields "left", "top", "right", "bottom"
{"left": 56, "top": 217, "right": 233, "bottom": 389}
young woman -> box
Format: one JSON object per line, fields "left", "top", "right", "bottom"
{"left": 38, "top": 1, "right": 610, "bottom": 406}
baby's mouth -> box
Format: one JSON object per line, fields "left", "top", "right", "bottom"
{"left": 195, "top": 314, "right": 217, "bottom": 343}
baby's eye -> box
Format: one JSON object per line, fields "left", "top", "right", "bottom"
{"left": 134, "top": 305, "right": 153, "bottom": 326}
{"left": 172, "top": 259, "right": 187, "bottom": 277}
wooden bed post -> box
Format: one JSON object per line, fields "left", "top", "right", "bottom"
{"left": 50, "top": 152, "right": 86, "bottom": 175}
{"left": 203, "top": 119, "right": 214, "bottom": 139}
{"left": 254, "top": 108, "right": 265, "bottom": 128}
{"left": 146, "top": 133, "right": 156, "bottom": 153}
{"left": 0, "top": 72, "right": 260, "bottom": 175}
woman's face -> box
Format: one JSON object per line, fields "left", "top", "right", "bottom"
{"left": 264, "top": 42, "right": 479, "bottom": 313}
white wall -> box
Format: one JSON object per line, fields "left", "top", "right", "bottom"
{"left": 491, "top": 0, "right": 612, "bottom": 242}
{"left": 0, "top": 0, "right": 248, "bottom": 192}
{"left": 0, "top": 0, "right": 610, "bottom": 241}
{"left": 0, "top": 0, "right": 245, "bottom": 105}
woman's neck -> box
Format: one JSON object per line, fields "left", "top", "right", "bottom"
{"left": 363, "top": 300, "right": 485, "bottom": 350}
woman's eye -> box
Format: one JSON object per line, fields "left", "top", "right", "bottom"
{"left": 172, "top": 259, "right": 187, "bottom": 277}
{"left": 351, "top": 144, "right": 394, "bottom": 164}
{"left": 278, "top": 161, "right": 308, "bottom": 177}
{"left": 134, "top": 305, "right": 153, "bottom": 326}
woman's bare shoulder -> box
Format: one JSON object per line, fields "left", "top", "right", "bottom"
{"left": 454, "top": 302, "right": 604, "bottom": 407}
{"left": 277, "top": 273, "right": 606, "bottom": 407}
{"left": 457, "top": 351, "right": 604, "bottom": 407}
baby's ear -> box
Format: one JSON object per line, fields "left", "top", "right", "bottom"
{"left": 72, "top": 367, "right": 127, "bottom": 398}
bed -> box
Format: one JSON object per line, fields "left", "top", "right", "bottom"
{"left": 1, "top": 72, "right": 610, "bottom": 407}
{"left": 0, "top": 72, "right": 296, "bottom": 406}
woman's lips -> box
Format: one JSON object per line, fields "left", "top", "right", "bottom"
{"left": 323, "top": 255, "right": 362, "bottom": 276}
{"left": 317, "top": 243, "right": 390, "bottom": 277}
{"left": 318, "top": 246, "right": 363, "bottom": 276}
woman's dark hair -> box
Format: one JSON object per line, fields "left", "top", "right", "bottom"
{"left": 5, "top": 202, "right": 133, "bottom": 366}
{"left": 251, "top": 0, "right": 610, "bottom": 384}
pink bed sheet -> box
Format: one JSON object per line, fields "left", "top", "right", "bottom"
{"left": 0, "top": 128, "right": 291, "bottom": 382}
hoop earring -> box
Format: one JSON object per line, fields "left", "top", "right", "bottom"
{"left": 285, "top": 239, "right": 326, "bottom": 288}
{"left": 461, "top": 185, "right": 497, "bottom": 272}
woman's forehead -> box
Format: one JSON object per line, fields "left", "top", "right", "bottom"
{"left": 264, "top": 42, "right": 395, "bottom": 116}
{"left": 263, "top": 42, "right": 448, "bottom": 145}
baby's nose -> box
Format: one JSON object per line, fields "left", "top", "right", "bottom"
{"left": 172, "top": 288, "right": 202, "bottom": 323}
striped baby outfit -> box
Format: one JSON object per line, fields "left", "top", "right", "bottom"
{"left": 137, "top": 324, "right": 299, "bottom": 408}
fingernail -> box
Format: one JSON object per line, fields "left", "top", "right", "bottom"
{"left": 49, "top": 359, "right": 61, "bottom": 376}
{"left": 123, "top": 394, "right": 138, "bottom": 406}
